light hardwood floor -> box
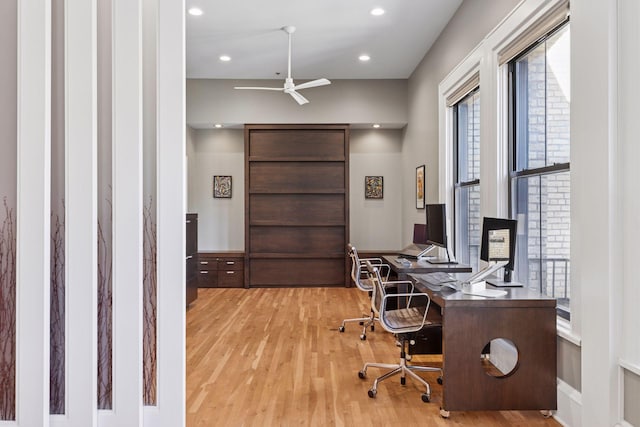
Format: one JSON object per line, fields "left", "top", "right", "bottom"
{"left": 186, "top": 287, "right": 561, "bottom": 427}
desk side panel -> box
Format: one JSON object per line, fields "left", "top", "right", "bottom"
{"left": 442, "top": 306, "right": 557, "bottom": 411}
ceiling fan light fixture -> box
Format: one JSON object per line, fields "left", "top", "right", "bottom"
{"left": 359, "top": 54, "right": 371, "bottom": 62}
{"left": 233, "top": 25, "right": 331, "bottom": 105}
{"left": 188, "top": 7, "right": 203, "bottom": 16}
{"left": 370, "top": 8, "right": 385, "bottom": 16}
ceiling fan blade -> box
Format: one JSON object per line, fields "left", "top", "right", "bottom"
{"left": 234, "top": 86, "right": 284, "bottom": 91}
{"left": 293, "top": 78, "right": 331, "bottom": 91}
{"left": 288, "top": 90, "right": 309, "bottom": 105}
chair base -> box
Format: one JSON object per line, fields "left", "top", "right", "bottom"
{"left": 339, "top": 310, "right": 379, "bottom": 340}
{"left": 358, "top": 340, "right": 442, "bottom": 402}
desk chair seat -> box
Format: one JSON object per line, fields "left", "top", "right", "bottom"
{"left": 339, "top": 244, "right": 390, "bottom": 340}
{"left": 358, "top": 261, "right": 442, "bottom": 403}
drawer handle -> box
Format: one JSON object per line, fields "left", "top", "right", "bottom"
{"left": 200, "top": 271, "right": 208, "bottom": 274}
{"left": 186, "top": 220, "right": 191, "bottom": 224}
{"left": 226, "top": 271, "right": 235, "bottom": 275}
{"left": 226, "top": 261, "right": 235, "bottom": 265}
{"left": 200, "top": 261, "right": 209, "bottom": 265}
{"left": 186, "top": 255, "right": 193, "bottom": 260}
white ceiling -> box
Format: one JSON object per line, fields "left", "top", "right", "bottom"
{"left": 186, "top": 0, "right": 463, "bottom": 80}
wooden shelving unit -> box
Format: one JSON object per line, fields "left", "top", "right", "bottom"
{"left": 245, "top": 124, "right": 350, "bottom": 288}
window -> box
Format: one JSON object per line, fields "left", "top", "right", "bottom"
{"left": 453, "top": 89, "right": 481, "bottom": 271}
{"left": 509, "top": 23, "right": 570, "bottom": 318}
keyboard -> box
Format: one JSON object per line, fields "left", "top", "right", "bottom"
{"left": 423, "top": 272, "right": 456, "bottom": 284}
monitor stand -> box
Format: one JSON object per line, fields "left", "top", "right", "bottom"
{"left": 486, "top": 275, "right": 524, "bottom": 288}
{"left": 426, "top": 247, "right": 457, "bottom": 265}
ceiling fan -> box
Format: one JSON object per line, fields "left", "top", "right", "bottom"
{"left": 234, "top": 26, "right": 331, "bottom": 105}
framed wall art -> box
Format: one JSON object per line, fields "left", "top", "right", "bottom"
{"left": 365, "top": 176, "right": 383, "bottom": 199}
{"left": 416, "top": 165, "right": 425, "bottom": 209}
{"left": 213, "top": 175, "right": 232, "bottom": 198}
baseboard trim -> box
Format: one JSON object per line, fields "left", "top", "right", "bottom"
{"left": 553, "top": 379, "right": 582, "bottom": 427}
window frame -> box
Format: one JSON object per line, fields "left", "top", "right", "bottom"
{"left": 452, "top": 88, "right": 481, "bottom": 264}
{"left": 507, "top": 20, "right": 571, "bottom": 319}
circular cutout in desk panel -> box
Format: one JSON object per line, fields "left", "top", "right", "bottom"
{"left": 480, "top": 338, "right": 519, "bottom": 378}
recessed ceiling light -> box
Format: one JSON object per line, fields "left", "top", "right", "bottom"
{"left": 372, "top": 124, "right": 381, "bottom": 128}
{"left": 219, "top": 55, "right": 231, "bottom": 62}
{"left": 370, "top": 8, "right": 385, "bottom": 16}
{"left": 188, "top": 7, "right": 203, "bottom": 16}
{"left": 214, "top": 123, "right": 223, "bottom": 128}
{"left": 359, "top": 55, "right": 371, "bottom": 62}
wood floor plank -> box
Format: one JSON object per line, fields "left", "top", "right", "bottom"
{"left": 186, "top": 288, "right": 561, "bottom": 426}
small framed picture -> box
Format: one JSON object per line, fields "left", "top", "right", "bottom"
{"left": 213, "top": 175, "right": 232, "bottom": 198}
{"left": 365, "top": 176, "right": 383, "bottom": 199}
{"left": 416, "top": 165, "right": 425, "bottom": 209}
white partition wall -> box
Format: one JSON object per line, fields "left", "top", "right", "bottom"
{"left": 3, "top": 0, "right": 186, "bottom": 426}
{"left": 107, "top": 0, "right": 144, "bottom": 425}
{"left": 64, "top": 0, "right": 98, "bottom": 425}
{"left": 16, "top": 0, "right": 51, "bottom": 425}
{"left": 152, "top": 0, "right": 186, "bottom": 426}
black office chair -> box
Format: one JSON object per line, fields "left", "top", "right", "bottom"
{"left": 338, "top": 244, "right": 390, "bottom": 340}
{"left": 358, "top": 260, "right": 442, "bottom": 402}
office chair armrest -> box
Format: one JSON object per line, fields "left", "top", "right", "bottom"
{"left": 381, "top": 280, "right": 414, "bottom": 293}
{"left": 360, "top": 259, "right": 391, "bottom": 280}
{"left": 360, "top": 257, "right": 383, "bottom": 264}
{"left": 381, "top": 292, "right": 431, "bottom": 330}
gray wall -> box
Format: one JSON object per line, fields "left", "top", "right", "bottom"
{"left": 349, "top": 129, "right": 403, "bottom": 251}
{"left": 189, "top": 129, "right": 245, "bottom": 251}
{"left": 625, "top": 369, "right": 640, "bottom": 426}
{"left": 187, "top": 79, "right": 407, "bottom": 128}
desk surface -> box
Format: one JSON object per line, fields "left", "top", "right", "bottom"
{"left": 411, "top": 274, "right": 556, "bottom": 309}
{"left": 382, "top": 255, "right": 472, "bottom": 275}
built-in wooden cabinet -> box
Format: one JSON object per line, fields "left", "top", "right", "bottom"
{"left": 186, "top": 213, "right": 198, "bottom": 306}
{"left": 245, "top": 124, "right": 350, "bottom": 287}
{"left": 198, "top": 252, "right": 245, "bottom": 288}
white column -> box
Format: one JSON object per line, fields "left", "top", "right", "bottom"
{"left": 65, "top": 0, "right": 98, "bottom": 425}
{"left": 106, "top": 0, "right": 144, "bottom": 425}
{"left": 571, "top": 0, "right": 620, "bottom": 426}
{"left": 16, "top": 0, "right": 51, "bottom": 425}
{"left": 152, "top": 0, "right": 185, "bottom": 426}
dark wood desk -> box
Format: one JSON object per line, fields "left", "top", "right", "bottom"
{"left": 382, "top": 255, "right": 472, "bottom": 279}
{"left": 412, "top": 276, "right": 557, "bottom": 415}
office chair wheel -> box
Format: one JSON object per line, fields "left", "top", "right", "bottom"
{"left": 400, "top": 377, "right": 406, "bottom": 385}
{"left": 358, "top": 370, "right": 366, "bottom": 379}
{"left": 338, "top": 326, "right": 345, "bottom": 333}
{"left": 540, "top": 410, "right": 552, "bottom": 418}
{"left": 421, "top": 393, "right": 430, "bottom": 403}
{"left": 437, "top": 376, "right": 443, "bottom": 385}
{"left": 360, "top": 334, "right": 366, "bottom": 340}
{"left": 439, "top": 408, "right": 450, "bottom": 418}
{"left": 368, "top": 389, "right": 377, "bottom": 398}
{"left": 370, "top": 325, "right": 375, "bottom": 331}
{"left": 406, "top": 354, "right": 412, "bottom": 361}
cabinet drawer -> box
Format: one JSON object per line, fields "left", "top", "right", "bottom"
{"left": 198, "top": 258, "right": 217, "bottom": 272}
{"left": 217, "top": 270, "right": 244, "bottom": 288}
{"left": 198, "top": 270, "right": 218, "bottom": 288}
{"left": 217, "top": 258, "right": 243, "bottom": 271}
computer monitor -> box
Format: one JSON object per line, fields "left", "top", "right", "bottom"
{"left": 412, "top": 223, "right": 428, "bottom": 245}
{"left": 480, "top": 217, "right": 517, "bottom": 282}
{"left": 425, "top": 204, "right": 456, "bottom": 264}
{"left": 425, "top": 204, "right": 446, "bottom": 248}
